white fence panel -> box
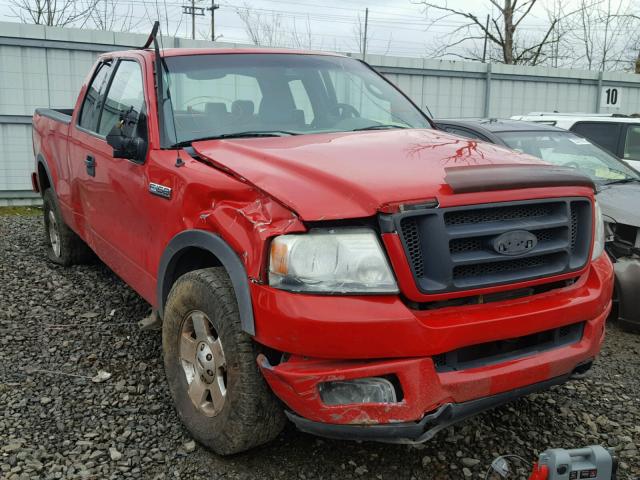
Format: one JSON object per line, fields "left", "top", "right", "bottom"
{"left": 3, "top": 21, "right": 640, "bottom": 204}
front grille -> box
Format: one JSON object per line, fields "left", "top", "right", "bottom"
{"left": 397, "top": 198, "right": 592, "bottom": 294}
{"left": 452, "top": 253, "right": 556, "bottom": 280}
{"left": 570, "top": 205, "right": 579, "bottom": 249}
{"left": 402, "top": 217, "right": 424, "bottom": 277}
{"left": 433, "top": 322, "right": 585, "bottom": 372}
{"left": 444, "top": 203, "right": 554, "bottom": 226}
{"left": 449, "top": 237, "right": 483, "bottom": 254}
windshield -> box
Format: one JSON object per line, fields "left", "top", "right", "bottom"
{"left": 497, "top": 130, "right": 640, "bottom": 184}
{"left": 161, "top": 53, "right": 430, "bottom": 145}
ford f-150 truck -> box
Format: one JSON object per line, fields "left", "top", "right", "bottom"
{"left": 32, "top": 42, "right": 614, "bottom": 455}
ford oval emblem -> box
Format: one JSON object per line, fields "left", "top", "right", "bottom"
{"left": 492, "top": 230, "right": 537, "bottom": 256}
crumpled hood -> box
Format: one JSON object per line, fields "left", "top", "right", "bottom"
{"left": 193, "top": 129, "right": 545, "bottom": 220}
{"left": 597, "top": 183, "right": 640, "bottom": 227}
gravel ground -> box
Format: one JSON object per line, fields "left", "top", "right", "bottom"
{"left": 1, "top": 211, "right": 639, "bottom": 480}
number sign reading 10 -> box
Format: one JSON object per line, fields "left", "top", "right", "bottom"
{"left": 600, "top": 87, "right": 621, "bottom": 109}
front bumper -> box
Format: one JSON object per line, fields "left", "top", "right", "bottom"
{"left": 254, "top": 254, "right": 613, "bottom": 431}
{"left": 285, "top": 368, "right": 586, "bottom": 444}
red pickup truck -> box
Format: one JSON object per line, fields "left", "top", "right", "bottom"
{"left": 32, "top": 46, "right": 613, "bottom": 455}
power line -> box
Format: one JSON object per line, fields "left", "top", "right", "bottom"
{"left": 1, "top": 0, "right": 638, "bottom": 60}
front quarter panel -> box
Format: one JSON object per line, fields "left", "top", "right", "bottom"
{"left": 147, "top": 150, "right": 305, "bottom": 319}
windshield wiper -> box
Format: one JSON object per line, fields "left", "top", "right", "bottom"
{"left": 173, "top": 130, "right": 299, "bottom": 148}
{"left": 603, "top": 177, "right": 640, "bottom": 186}
{"left": 351, "top": 124, "right": 409, "bottom": 132}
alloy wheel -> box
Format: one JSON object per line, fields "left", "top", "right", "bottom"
{"left": 179, "top": 310, "right": 227, "bottom": 417}
{"left": 48, "top": 210, "right": 61, "bottom": 257}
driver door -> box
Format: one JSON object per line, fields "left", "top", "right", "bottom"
{"left": 83, "top": 58, "right": 155, "bottom": 292}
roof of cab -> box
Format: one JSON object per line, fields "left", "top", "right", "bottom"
{"left": 103, "top": 47, "right": 348, "bottom": 65}
{"left": 149, "top": 47, "right": 346, "bottom": 58}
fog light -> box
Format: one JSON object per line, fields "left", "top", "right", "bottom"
{"left": 318, "top": 377, "right": 397, "bottom": 405}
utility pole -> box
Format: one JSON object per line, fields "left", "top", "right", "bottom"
{"left": 362, "top": 7, "right": 369, "bottom": 61}
{"left": 207, "top": 2, "right": 220, "bottom": 41}
{"left": 182, "top": 2, "right": 205, "bottom": 40}
{"left": 482, "top": 14, "right": 489, "bottom": 63}
{"left": 191, "top": 0, "right": 196, "bottom": 39}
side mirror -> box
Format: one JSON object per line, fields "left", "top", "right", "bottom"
{"left": 106, "top": 108, "right": 147, "bottom": 163}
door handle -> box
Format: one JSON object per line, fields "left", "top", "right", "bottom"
{"left": 85, "top": 155, "right": 95, "bottom": 177}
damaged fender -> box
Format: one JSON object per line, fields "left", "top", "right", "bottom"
{"left": 157, "top": 182, "right": 305, "bottom": 335}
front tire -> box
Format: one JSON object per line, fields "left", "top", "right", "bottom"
{"left": 42, "top": 189, "right": 92, "bottom": 266}
{"left": 162, "top": 267, "right": 286, "bottom": 455}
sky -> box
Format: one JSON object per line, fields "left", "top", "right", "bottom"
{"left": 0, "top": 0, "right": 559, "bottom": 58}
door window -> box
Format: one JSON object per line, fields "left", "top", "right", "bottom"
{"left": 78, "top": 61, "right": 114, "bottom": 132}
{"left": 97, "top": 61, "right": 146, "bottom": 137}
{"left": 570, "top": 122, "right": 622, "bottom": 156}
{"left": 623, "top": 125, "right": 640, "bottom": 160}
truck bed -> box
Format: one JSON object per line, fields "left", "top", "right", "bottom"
{"left": 34, "top": 108, "right": 74, "bottom": 124}
{"left": 32, "top": 108, "right": 75, "bottom": 199}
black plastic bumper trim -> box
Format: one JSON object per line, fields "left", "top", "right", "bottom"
{"left": 286, "top": 370, "right": 578, "bottom": 444}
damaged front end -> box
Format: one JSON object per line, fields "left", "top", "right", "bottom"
{"left": 605, "top": 221, "right": 640, "bottom": 332}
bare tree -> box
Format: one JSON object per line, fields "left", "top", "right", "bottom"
{"left": 352, "top": 11, "right": 368, "bottom": 55}
{"left": 89, "top": 0, "right": 141, "bottom": 32}
{"left": 9, "top": 0, "right": 100, "bottom": 27}
{"left": 351, "top": 11, "right": 393, "bottom": 57}
{"left": 236, "top": 3, "right": 284, "bottom": 47}
{"left": 140, "top": 0, "right": 184, "bottom": 39}
{"left": 562, "top": 0, "right": 640, "bottom": 71}
{"left": 290, "top": 15, "right": 314, "bottom": 49}
{"left": 628, "top": 15, "right": 640, "bottom": 73}
{"left": 421, "top": 0, "right": 563, "bottom": 66}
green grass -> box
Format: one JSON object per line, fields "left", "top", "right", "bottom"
{"left": 0, "top": 206, "right": 42, "bottom": 216}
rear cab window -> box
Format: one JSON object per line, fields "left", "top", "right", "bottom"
{"left": 78, "top": 61, "right": 114, "bottom": 132}
{"left": 169, "top": 72, "right": 264, "bottom": 140}
{"left": 288, "top": 79, "right": 315, "bottom": 125}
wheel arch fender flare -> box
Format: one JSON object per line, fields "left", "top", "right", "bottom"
{"left": 36, "top": 153, "right": 55, "bottom": 195}
{"left": 157, "top": 230, "right": 256, "bottom": 335}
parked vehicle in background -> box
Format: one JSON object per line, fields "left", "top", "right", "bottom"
{"left": 30, "top": 47, "right": 614, "bottom": 455}
{"left": 436, "top": 118, "right": 640, "bottom": 333}
{"left": 510, "top": 113, "right": 640, "bottom": 171}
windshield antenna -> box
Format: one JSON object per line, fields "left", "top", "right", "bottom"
{"left": 424, "top": 104, "right": 434, "bottom": 119}
{"left": 146, "top": 21, "right": 185, "bottom": 168}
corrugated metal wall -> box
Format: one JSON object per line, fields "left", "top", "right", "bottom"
{"left": 2, "top": 21, "right": 640, "bottom": 204}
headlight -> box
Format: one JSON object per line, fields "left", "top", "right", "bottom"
{"left": 269, "top": 228, "right": 398, "bottom": 293}
{"left": 591, "top": 199, "right": 605, "bottom": 260}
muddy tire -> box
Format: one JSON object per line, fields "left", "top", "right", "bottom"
{"left": 162, "top": 267, "right": 285, "bottom": 455}
{"left": 42, "top": 189, "right": 92, "bottom": 266}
